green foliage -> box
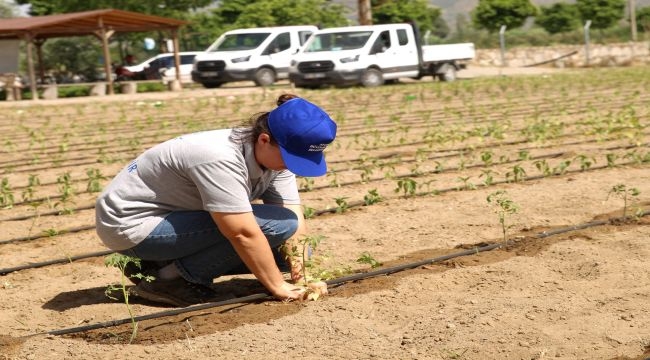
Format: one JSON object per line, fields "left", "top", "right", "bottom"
{"left": 209, "top": 0, "right": 348, "bottom": 30}
{"left": 487, "top": 190, "right": 519, "bottom": 244}
{"left": 86, "top": 168, "right": 106, "bottom": 193}
{"left": 537, "top": 2, "right": 581, "bottom": 34}
{"left": 105, "top": 253, "right": 155, "bottom": 344}
{"left": 637, "top": 6, "right": 650, "bottom": 33}
{"left": 607, "top": 184, "right": 640, "bottom": 219}
{"left": 0, "top": 177, "right": 14, "bottom": 209}
{"left": 395, "top": 178, "right": 417, "bottom": 197}
{"left": 334, "top": 196, "right": 349, "bottom": 213}
{"left": 363, "top": 189, "right": 382, "bottom": 206}
{"left": 472, "top": 0, "right": 539, "bottom": 32}
{"left": 576, "top": 0, "right": 626, "bottom": 30}
{"left": 372, "top": 0, "right": 448, "bottom": 38}
{"left": 356, "top": 252, "right": 382, "bottom": 268}
{"left": 41, "top": 37, "right": 104, "bottom": 82}
{"left": 0, "top": 0, "right": 17, "bottom": 17}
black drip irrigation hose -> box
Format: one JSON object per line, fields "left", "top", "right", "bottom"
{"left": 0, "top": 250, "right": 113, "bottom": 275}
{"left": 27, "top": 210, "right": 649, "bottom": 338}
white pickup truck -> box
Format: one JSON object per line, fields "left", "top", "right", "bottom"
{"left": 289, "top": 23, "right": 475, "bottom": 87}
{"left": 191, "top": 25, "right": 317, "bottom": 88}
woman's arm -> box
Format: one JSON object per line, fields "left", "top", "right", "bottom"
{"left": 210, "top": 211, "right": 305, "bottom": 300}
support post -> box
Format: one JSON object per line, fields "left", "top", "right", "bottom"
{"left": 499, "top": 25, "right": 507, "bottom": 67}
{"left": 24, "top": 33, "right": 38, "bottom": 100}
{"left": 630, "top": 0, "right": 637, "bottom": 41}
{"left": 34, "top": 38, "right": 46, "bottom": 84}
{"left": 170, "top": 28, "right": 182, "bottom": 91}
{"left": 584, "top": 20, "right": 592, "bottom": 66}
{"left": 95, "top": 17, "right": 115, "bottom": 95}
{"left": 358, "top": 0, "right": 372, "bottom": 25}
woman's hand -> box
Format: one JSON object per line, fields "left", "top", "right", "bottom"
{"left": 272, "top": 281, "right": 328, "bottom": 301}
{"left": 272, "top": 281, "right": 307, "bottom": 301}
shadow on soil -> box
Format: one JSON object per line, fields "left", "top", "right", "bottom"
{"left": 49, "top": 215, "right": 648, "bottom": 360}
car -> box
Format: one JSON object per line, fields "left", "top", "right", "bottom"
{"left": 124, "top": 51, "right": 204, "bottom": 84}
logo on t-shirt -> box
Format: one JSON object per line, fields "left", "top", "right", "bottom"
{"left": 127, "top": 160, "right": 138, "bottom": 173}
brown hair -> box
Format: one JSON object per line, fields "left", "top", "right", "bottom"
{"left": 230, "top": 93, "right": 299, "bottom": 144}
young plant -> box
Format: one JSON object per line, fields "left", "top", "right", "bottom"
{"left": 334, "top": 197, "right": 349, "bottom": 213}
{"left": 395, "top": 178, "right": 417, "bottom": 197}
{"left": 104, "top": 254, "right": 154, "bottom": 344}
{"left": 607, "top": 184, "right": 640, "bottom": 219}
{"left": 356, "top": 252, "right": 382, "bottom": 268}
{"left": 486, "top": 190, "right": 519, "bottom": 244}
{"left": 22, "top": 174, "right": 41, "bottom": 202}
{"left": 363, "top": 189, "right": 382, "bottom": 205}
{"left": 0, "top": 177, "right": 15, "bottom": 209}
{"left": 302, "top": 205, "right": 316, "bottom": 219}
{"left": 86, "top": 168, "right": 106, "bottom": 193}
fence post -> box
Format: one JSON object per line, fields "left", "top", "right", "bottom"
{"left": 584, "top": 20, "right": 592, "bottom": 66}
{"left": 499, "top": 25, "right": 507, "bottom": 67}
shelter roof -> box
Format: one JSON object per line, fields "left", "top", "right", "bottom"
{"left": 0, "top": 9, "right": 187, "bottom": 40}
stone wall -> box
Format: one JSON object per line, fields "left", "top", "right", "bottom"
{"left": 471, "top": 41, "right": 650, "bottom": 68}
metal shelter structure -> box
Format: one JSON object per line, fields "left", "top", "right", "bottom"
{"left": 0, "top": 9, "right": 187, "bottom": 99}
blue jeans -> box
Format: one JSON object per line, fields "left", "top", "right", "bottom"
{"left": 119, "top": 204, "right": 298, "bottom": 285}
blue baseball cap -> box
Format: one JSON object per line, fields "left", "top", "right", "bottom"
{"left": 268, "top": 98, "right": 337, "bottom": 177}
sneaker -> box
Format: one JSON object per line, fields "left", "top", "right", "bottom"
{"left": 132, "top": 277, "right": 219, "bottom": 307}
{"left": 123, "top": 260, "right": 158, "bottom": 285}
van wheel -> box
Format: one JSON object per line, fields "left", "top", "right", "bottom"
{"left": 254, "top": 68, "right": 276, "bottom": 87}
{"left": 438, "top": 65, "right": 457, "bottom": 82}
{"left": 202, "top": 82, "right": 223, "bottom": 89}
{"left": 360, "top": 68, "right": 384, "bottom": 87}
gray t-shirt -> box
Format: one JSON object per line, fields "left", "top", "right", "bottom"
{"left": 95, "top": 129, "right": 300, "bottom": 250}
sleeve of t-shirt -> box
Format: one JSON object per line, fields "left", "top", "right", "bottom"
{"left": 261, "top": 170, "right": 300, "bottom": 205}
{"left": 187, "top": 160, "right": 253, "bottom": 213}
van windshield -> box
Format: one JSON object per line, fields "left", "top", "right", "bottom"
{"left": 305, "top": 31, "right": 373, "bottom": 52}
{"left": 207, "top": 32, "right": 271, "bottom": 52}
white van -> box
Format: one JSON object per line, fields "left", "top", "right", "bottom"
{"left": 191, "top": 25, "right": 317, "bottom": 88}
{"left": 289, "top": 23, "right": 475, "bottom": 87}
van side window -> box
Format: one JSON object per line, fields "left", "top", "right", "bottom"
{"left": 370, "top": 30, "right": 391, "bottom": 54}
{"left": 180, "top": 55, "right": 196, "bottom": 65}
{"left": 299, "top": 31, "right": 313, "bottom": 46}
{"left": 397, "top": 29, "right": 408, "bottom": 46}
{"left": 263, "top": 32, "right": 291, "bottom": 55}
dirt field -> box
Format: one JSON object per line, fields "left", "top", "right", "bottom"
{"left": 1, "top": 66, "right": 649, "bottom": 360}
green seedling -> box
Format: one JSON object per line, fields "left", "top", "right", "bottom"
{"left": 21, "top": 174, "right": 41, "bottom": 202}
{"left": 487, "top": 190, "right": 519, "bottom": 244}
{"left": 605, "top": 153, "right": 619, "bottom": 168}
{"left": 395, "top": 178, "right": 417, "bottom": 197}
{"left": 552, "top": 160, "right": 571, "bottom": 175}
{"left": 363, "top": 189, "right": 382, "bottom": 206}
{"left": 86, "top": 168, "right": 106, "bottom": 193}
{"left": 104, "top": 254, "right": 154, "bottom": 344}
{"left": 574, "top": 155, "right": 596, "bottom": 171}
{"left": 480, "top": 169, "right": 495, "bottom": 186}
{"left": 505, "top": 165, "right": 526, "bottom": 183}
{"left": 356, "top": 252, "right": 382, "bottom": 268}
{"left": 303, "top": 206, "right": 316, "bottom": 219}
{"left": 334, "top": 197, "right": 349, "bottom": 213}
{"left": 533, "top": 159, "right": 552, "bottom": 177}
{"left": 0, "top": 177, "right": 15, "bottom": 209}
{"left": 456, "top": 176, "right": 476, "bottom": 191}
{"left": 300, "top": 177, "right": 315, "bottom": 191}
{"left": 607, "top": 184, "right": 640, "bottom": 219}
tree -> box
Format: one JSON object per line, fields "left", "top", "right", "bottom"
{"left": 0, "top": 0, "right": 18, "bottom": 18}
{"left": 635, "top": 6, "right": 650, "bottom": 33}
{"left": 575, "top": 0, "right": 625, "bottom": 30}
{"left": 537, "top": 2, "right": 581, "bottom": 34}
{"left": 371, "top": 0, "right": 445, "bottom": 37}
{"left": 472, "top": 0, "right": 539, "bottom": 33}
{"left": 14, "top": 0, "right": 212, "bottom": 18}
{"left": 209, "top": 0, "right": 348, "bottom": 29}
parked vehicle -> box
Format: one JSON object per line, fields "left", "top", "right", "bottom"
{"left": 191, "top": 25, "right": 317, "bottom": 88}
{"left": 289, "top": 23, "right": 475, "bottom": 88}
{"left": 123, "top": 51, "right": 203, "bottom": 83}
